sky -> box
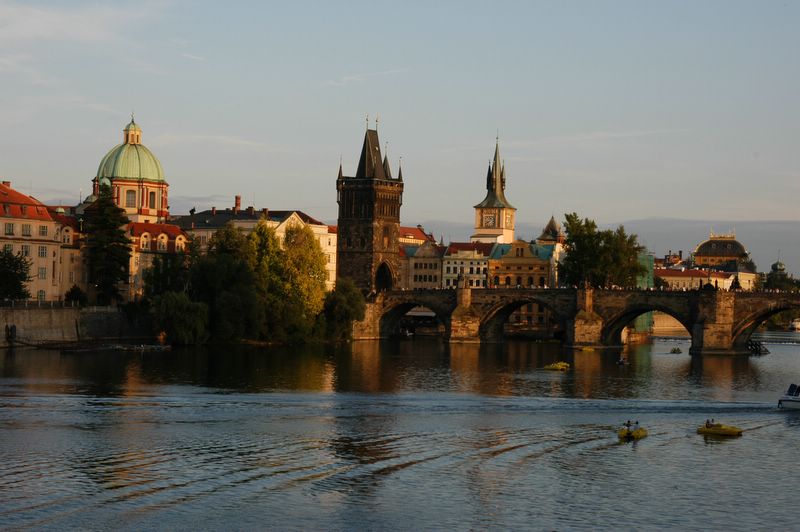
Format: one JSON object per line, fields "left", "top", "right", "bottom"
{"left": 1, "top": 1, "right": 798, "bottom": 239}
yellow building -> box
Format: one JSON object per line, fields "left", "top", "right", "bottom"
{"left": 693, "top": 232, "right": 751, "bottom": 268}
{"left": 0, "top": 181, "right": 65, "bottom": 301}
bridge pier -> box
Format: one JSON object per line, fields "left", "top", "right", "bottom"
{"left": 689, "top": 291, "right": 747, "bottom": 355}
{"left": 352, "top": 299, "right": 384, "bottom": 340}
{"left": 449, "top": 283, "right": 481, "bottom": 343}
{"left": 566, "top": 288, "right": 604, "bottom": 348}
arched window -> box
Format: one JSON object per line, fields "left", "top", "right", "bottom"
{"left": 157, "top": 235, "right": 168, "bottom": 251}
{"left": 140, "top": 233, "right": 150, "bottom": 250}
{"left": 505, "top": 276, "right": 511, "bottom": 286}
{"left": 539, "top": 276, "right": 546, "bottom": 287}
{"left": 176, "top": 237, "right": 185, "bottom": 252}
{"left": 527, "top": 276, "right": 533, "bottom": 286}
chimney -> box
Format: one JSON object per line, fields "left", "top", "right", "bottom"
{"left": 211, "top": 206, "right": 216, "bottom": 216}
{"left": 261, "top": 208, "right": 269, "bottom": 218}
{"left": 247, "top": 206, "right": 254, "bottom": 215}
{"left": 679, "top": 250, "right": 683, "bottom": 260}
{"left": 234, "top": 195, "right": 241, "bottom": 213}
{"left": 1, "top": 180, "right": 10, "bottom": 187}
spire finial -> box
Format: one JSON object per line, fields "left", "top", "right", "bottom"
{"left": 131, "top": 111, "right": 135, "bottom": 123}
{"left": 365, "top": 113, "right": 369, "bottom": 130}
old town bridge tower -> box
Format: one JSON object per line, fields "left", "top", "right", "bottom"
{"left": 336, "top": 126, "right": 404, "bottom": 294}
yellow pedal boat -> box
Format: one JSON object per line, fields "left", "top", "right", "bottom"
{"left": 697, "top": 424, "right": 742, "bottom": 437}
{"left": 618, "top": 427, "right": 648, "bottom": 440}
{"left": 542, "top": 362, "right": 570, "bottom": 371}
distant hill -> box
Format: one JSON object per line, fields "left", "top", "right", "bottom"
{"left": 416, "top": 218, "right": 800, "bottom": 276}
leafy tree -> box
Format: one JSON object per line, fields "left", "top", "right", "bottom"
{"left": 190, "top": 222, "right": 258, "bottom": 342}
{"left": 322, "top": 277, "right": 366, "bottom": 342}
{"left": 151, "top": 291, "right": 208, "bottom": 344}
{"left": 64, "top": 284, "right": 88, "bottom": 305}
{"left": 247, "top": 221, "right": 285, "bottom": 340}
{"left": 84, "top": 184, "right": 131, "bottom": 305}
{"left": 0, "top": 249, "right": 31, "bottom": 300}
{"left": 143, "top": 253, "right": 190, "bottom": 298}
{"left": 558, "top": 212, "right": 646, "bottom": 288}
{"left": 280, "top": 224, "right": 327, "bottom": 342}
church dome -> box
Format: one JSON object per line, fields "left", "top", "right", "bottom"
{"left": 694, "top": 234, "right": 747, "bottom": 258}
{"left": 771, "top": 260, "right": 786, "bottom": 273}
{"left": 96, "top": 118, "right": 165, "bottom": 183}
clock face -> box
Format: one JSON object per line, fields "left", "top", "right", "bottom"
{"left": 483, "top": 213, "right": 496, "bottom": 228}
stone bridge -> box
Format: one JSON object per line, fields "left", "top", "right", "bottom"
{"left": 354, "top": 286, "right": 800, "bottom": 356}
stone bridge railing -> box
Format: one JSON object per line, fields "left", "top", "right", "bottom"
{"left": 353, "top": 286, "right": 800, "bottom": 356}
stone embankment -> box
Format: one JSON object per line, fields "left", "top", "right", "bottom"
{"left": 1, "top": 305, "right": 150, "bottom": 349}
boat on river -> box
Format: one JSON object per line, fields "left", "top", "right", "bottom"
{"left": 778, "top": 383, "right": 800, "bottom": 409}
{"left": 542, "top": 361, "right": 570, "bottom": 371}
{"left": 618, "top": 426, "right": 648, "bottom": 441}
{"left": 697, "top": 423, "right": 742, "bottom": 437}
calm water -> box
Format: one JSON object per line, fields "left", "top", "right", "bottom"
{"left": 2, "top": 335, "right": 799, "bottom": 531}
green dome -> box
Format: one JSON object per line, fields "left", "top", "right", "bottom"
{"left": 97, "top": 142, "right": 165, "bottom": 182}
{"left": 124, "top": 120, "right": 142, "bottom": 132}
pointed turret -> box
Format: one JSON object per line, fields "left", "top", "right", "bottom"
{"left": 382, "top": 154, "right": 393, "bottom": 179}
{"left": 397, "top": 159, "right": 403, "bottom": 181}
{"left": 355, "top": 129, "right": 387, "bottom": 180}
{"left": 474, "top": 139, "right": 514, "bottom": 209}
{"left": 337, "top": 160, "right": 343, "bottom": 180}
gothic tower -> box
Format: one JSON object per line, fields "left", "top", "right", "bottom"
{"left": 470, "top": 139, "right": 516, "bottom": 243}
{"left": 336, "top": 126, "right": 404, "bottom": 294}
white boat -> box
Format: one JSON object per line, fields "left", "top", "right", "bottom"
{"left": 778, "top": 383, "right": 800, "bottom": 409}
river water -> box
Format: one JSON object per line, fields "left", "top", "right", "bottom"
{"left": 1, "top": 334, "right": 799, "bottom": 530}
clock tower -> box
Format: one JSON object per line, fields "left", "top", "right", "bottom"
{"left": 470, "top": 139, "right": 515, "bottom": 243}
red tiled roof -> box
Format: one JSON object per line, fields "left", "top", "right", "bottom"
{"left": 0, "top": 182, "right": 53, "bottom": 221}
{"left": 399, "top": 225, "right": 435, "bottom": 242}
{"left": 51, "top": 213, "right": 81, "bottom": 231}
{"left": 445, "top": 242, "right": 495, "bottom": 256}
{"left": 655, "top": 268, "right": 730, "bottom": 279}
{"left": 327, "top": 225, "right": 337, "bottom": 234}
{"left": 129, "top": 222, "right": 188, "bottom": 239}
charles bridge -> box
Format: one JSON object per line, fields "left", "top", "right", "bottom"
{"left": 353, "top": 285, "right": 800, "bottom": 356}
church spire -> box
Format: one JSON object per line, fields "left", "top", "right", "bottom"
{"left": 355, "top": 128, "right": 387, "bottom": 180}
{"left": 397, "top": 157, "right": 403, "bottom": 181}
{"left": 473, "top": 138, "right": 514, "bottom": 210}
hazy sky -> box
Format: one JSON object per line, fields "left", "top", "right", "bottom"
{"left": 1, "top": 0, "right": 798, "bottom": 230}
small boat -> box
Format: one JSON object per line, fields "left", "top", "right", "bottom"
{"left": 669, "top": 347, "right": 682, "bottom": 354}
{"left": 778, "top": 383, "right": 800, "bottom": 409}
{"left": 542, "top": 361, "right": 570, "bottom": 371}
{"left": 697, "top": 423, "right": 742, "bottom": 437}
{"left": 618, "top": 427, "right": 648, "bottom": 441}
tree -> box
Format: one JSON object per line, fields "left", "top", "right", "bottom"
{"left": 151, "top": 291, "right": 208, "bottom": 344}
{"left": 84, "top": 184, "right": 131, "bottom": 305}
{"left": 0, "top": 249, "right": 31, "bottom": 300}
{"left": 190, "top": 222, "right": 258, "bottom": 342}
{"left": 322, "top": 278, "right": 366, "bottom": 342}
{"left": 280, "top": 224, "right": 328, "bottom": 342}
{"left": 143, "top": 253, "right": 190, "bottom": 298}
{"left": 558, "top": 212, "right": 646, "bottom": 288}
{"left": 64, "top": 284, "right": 88, "bottom": 305}
{"left": 247, "top": 220, "right": 286, "bottom": 341}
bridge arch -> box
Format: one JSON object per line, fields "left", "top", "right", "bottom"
{"left": 601, "top": 304, "right": 694, "bottom": 346}
{"left": 731, "top": 301, "right": 800, "bottom": 349}
{"left": 375, "top": 262, "right": 394, "bottom": 292}
{"left": 479, "top": 296, "right": 569, "bottom": 342}
{"left": 377, "top": 297, "right": 453, "bottom": 338}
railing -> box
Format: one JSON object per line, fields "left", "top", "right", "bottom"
{"left": 0, "top": 300, "right": 113, "bottom": 310}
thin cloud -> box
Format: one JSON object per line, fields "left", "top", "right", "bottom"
{"left": 322, "top": 68, "right": 409, "bottom": 87}
{"left": 151, "top": 132, "right": 287, "bottom": 153}
{"left": 181, "top": 53, "right": 206, "bottom": 62}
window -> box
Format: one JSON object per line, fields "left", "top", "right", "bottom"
{"left": 38, "top": 246, "right": 47, "bottom": 258}
{"left": 21, "top": 245, "right": 30, "bottom": 257}
{"left": 39, "top": 225, "right": 47, "bottom": 236}
{"left": 149, "top": 191, "right": 156, "bottom": 209}
{"left": 69, "top": 271, "right": 74, "bottom": 283}
{"left": 157, "top": 237, "right": 167, "bottom": 251}
{"left": 63, "top": 230, "right": 71, "bottom": 244}
{"left": 22, "top": 224, "right": 31, "bottom": 236}
{"left": 3, "top": 244, "right": 12, "bottom": 253}
{"left": 125, "top": 190, "right": 136, "bottom": 208}
{"left": 37, "top": 290, "right": 45, "bottom": 302}
{"left": 2, "top": 204, "right": 8, "bottom": 215}
{"left": 38, "top": 267, "right": 46, "bottom": 280}
{"left": 140, "top": 235, "right": 150, "bottom": 249}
